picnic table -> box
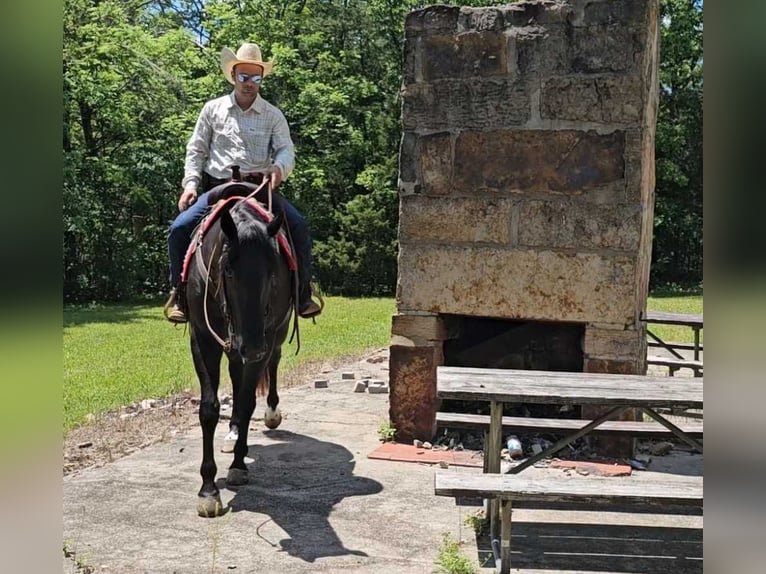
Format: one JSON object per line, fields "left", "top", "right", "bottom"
{"left": 437, "top": 366, "right": 704, "bottom": 475}
{"left": 436, "top": 365, "right": 704, "bottom": 570}
{"left": 643, "top": 311, "right": 703, "bottom": 376}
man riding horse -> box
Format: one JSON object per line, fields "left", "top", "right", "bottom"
{"left": 165, "top": 42, "right": 322, "bottom": 322}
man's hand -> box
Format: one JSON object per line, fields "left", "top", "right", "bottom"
{"left": 264, "top": 166, "right": 283, "bottom": 190}
{"left": 178, "top": 187, "right": 198, "bottom": 212}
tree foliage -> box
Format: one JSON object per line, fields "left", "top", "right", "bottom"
{"left": 651, "top": 0, "right": 703, "bottom": 289}
{"left": 63, "top": 0, "right": 703, "bottom": 303}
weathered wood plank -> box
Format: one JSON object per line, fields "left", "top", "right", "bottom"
{"left": 643, "top": 310, "right": 703, "bottom": 327}
{"left": 647, "top": 355, "right": 703, "bottom": 370}
{"left": 436, "top": 367, "right": 703, "bottom": 408}
{"left": 435, "top": 411, "right": 704, "bottom": 438}
{"left": 434, "top": 472, "right": 703, "bottom": 507}
{"left": 648, "top": 340, "right": 703, "bottom": 352}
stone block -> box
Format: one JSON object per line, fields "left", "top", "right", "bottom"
{"left": 570, "top": 25, "right": 642, "bottom": 74}
{"left": 396, "top": 244, "right": 637, "bottom": 325}
{"left": 419, "top": 132, "right": 453, "bottom": 196}
{"left": 406, "top": 5, "right": 459, "bottom": 37}
{"left": 453, "top": 130, "right": 625, "bottom": 193}
{"left": 388, "top": 344, "right": 442, "bottom": 442}
{"left": 398, "top": 132, "right": 417, "bottom": 185}
{"left": 583, "top": 326, "right": 644, "bottom": 360}
{"left": 501, "top": 2, "right": 570, "bottom": 27}
{"left": 399, "top": 196, "right": 513, "bottom": 244}
{"left": 514, "top": 25, "right": 570, "bottom": 77}
{"left": 391, "top": 314, "right": 448, "bottom": 342}
{"left": 458, "top": 7, "right": 506, "bottom": 32}
{"left": 581, "top": 0, "right": 651, "bottom": 26}
{"left": 517, "top": 199, "right": 641, "bottom": 251}
{"left": 541, "top": 76, "right": 643, "bottom": 124}
{"left": 581, "top": 404, "right": 637, "bottom": 459}
{"left": 402, "top": 79, "right": 529, "bottom": 131}
{"left": 422, "top": 32, "right": 507, "bottom": 80}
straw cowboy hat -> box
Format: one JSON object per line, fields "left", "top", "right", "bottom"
{"left": 220, "top": 42, "right": 274, "bottom": 84}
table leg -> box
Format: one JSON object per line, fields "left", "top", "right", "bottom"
{"left": 499, "top": 499, "right": 512, "bottom": 574}
{"left": 693, "top": 327, "right": 701, "bottom": 362}
{"left": 487, "top": 401, "right": 503, "bottom": 541}
{"left": 647, "top": 329, "right": 685, "bottom": 360}
{"left": 640, "top": 407, "right": 704, "bottom": 452}
{"left": 509, "top": 406, "right": 628, "bottom": 474}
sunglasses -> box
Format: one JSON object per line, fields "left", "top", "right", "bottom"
{"left": 236, "top": 72, "right": 263, "bottom": 84}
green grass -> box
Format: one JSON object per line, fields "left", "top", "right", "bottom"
{"left": 647, "top": 294, "right": 703, "bottom": 344}
{"left": 64, "top": 293, "right": 702, "bottom": 435}
{"left": 63, "top": 296, "right": 395, "bottom": 434}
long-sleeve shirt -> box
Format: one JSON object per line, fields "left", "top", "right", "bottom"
{"left": 182, "top": 92, "right": 295, "bottom": 190}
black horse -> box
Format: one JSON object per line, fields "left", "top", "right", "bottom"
{"left": 184, "top": 182, "right": 294, "bottom": 517}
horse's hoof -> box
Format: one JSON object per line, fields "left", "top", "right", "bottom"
{"left": 226, "top": 468, "right": 249, "bottom": 486}
{"left": 197, "top": 495, "right": 224, "bottom": 518}
{"left": 221, "top": 430, "right": 238, "bottom": 453}
{"left": 264, "top": 406, "right": 282, "bottom": 429}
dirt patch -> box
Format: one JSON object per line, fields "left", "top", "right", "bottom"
{"left": 63, "top": 350, "right": 386, "bottom": 475}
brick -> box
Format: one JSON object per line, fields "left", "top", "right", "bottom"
{"left": 549, "top": 459, "right": 632, "bottom": 477}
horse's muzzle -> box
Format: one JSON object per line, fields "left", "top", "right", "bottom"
{"left": 239, "top": 344, "right": 267, "bottom": 364}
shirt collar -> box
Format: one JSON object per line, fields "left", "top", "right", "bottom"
{"left": 227, "top": 92, "right": 264, "bottom": 113}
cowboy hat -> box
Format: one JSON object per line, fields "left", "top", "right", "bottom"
{"left": 220, "top": 42, "right": 274, "bottom": 84}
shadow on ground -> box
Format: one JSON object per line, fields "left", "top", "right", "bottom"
{"left": 217, "top": 429, "right": 383, "bottom": 563}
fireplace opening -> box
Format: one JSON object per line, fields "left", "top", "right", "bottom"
{"left": 441, "top": 315, "right": 585, "bottom": 420}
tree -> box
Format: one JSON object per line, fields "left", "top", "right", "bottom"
{"left": 651, "top": 0, "right": 703, "bottom": 289}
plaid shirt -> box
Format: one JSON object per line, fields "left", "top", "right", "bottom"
{"left": 182, "top": 93, "right": 295, "bottom": 190}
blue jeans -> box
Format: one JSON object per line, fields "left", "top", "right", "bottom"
{"left": 167, "top": 190, "right": 314, "bottom": 297}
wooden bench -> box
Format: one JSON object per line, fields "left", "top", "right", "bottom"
{"left": 642, "top": 311, "right": 703, "bottom": 378}
{"left": 647, "top": 354, "right": 703, "bottom": 377}
{"left": 435, "top": 471, "right": 703, "bottom": 574}
{"left": 436, "top": 411, "right": 704, "bottom": 439}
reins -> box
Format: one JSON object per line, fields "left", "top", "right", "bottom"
{"left": 196, "top": 177, "right": 300, "bottom": 354}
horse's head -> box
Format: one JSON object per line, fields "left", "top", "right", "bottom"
{"left": 219, "top": 202, "right": 285, "bottom": 363}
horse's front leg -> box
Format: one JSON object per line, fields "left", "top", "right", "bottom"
{"left": 225, "top": 358, "right": 259, "bottom": 487}
{"left": 264, "top": 346, "right": 282, "bottom": 430}
{"left": 191, "top": 329, "right": 224, "bottom": 517}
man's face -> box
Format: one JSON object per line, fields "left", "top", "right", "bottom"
{"left": 232, "top": 63, "right": 264, "bottom": 98}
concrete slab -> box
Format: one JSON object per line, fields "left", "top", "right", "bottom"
{"left": 63, "top": 351, "right": 703, "bottom": 573}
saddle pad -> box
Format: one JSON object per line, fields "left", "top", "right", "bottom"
{"left": 180, "top": 197, "right": 297, "bottom": 283}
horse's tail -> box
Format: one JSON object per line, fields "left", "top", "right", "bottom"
{"left": 256, "top": 371, "right": 270, "bottom": 397}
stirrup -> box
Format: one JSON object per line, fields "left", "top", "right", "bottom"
{"left": 163, "top": 289, "right": 188, "bottom": 323}
{"left": 299, "top": 282, "right": 325, "bottom": 319}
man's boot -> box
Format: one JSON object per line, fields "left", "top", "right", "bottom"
{"left": 163, "top": 287, "right": 187, "bottom": 324}
{"left": 298, "top": 283, "right": 323, "bottom": 319}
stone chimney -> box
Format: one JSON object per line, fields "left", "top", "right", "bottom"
{"left": 389, "top": 0, "right": 660, "bottom": 454}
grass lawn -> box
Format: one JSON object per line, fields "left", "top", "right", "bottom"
{"left": 64, "top": 293, "right": 702, "bottom": 435}
{"left": 63, "top": 296, "right": 395, "bottom": 434}
{"left": 646, "top": 293, "right": 703, "bottom": 344}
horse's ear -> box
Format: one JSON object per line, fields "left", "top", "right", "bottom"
{"left": 220, "top": 207, "right": 238, "bottom": 244}
{"left": 266, "top": 211, "right": 285, "bottom": 238}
